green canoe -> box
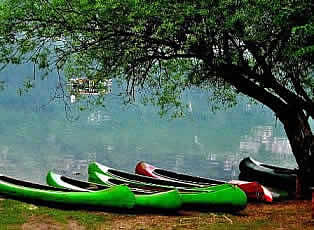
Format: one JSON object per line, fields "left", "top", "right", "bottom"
{"left": 88, "top": 163, "right": 247, "bottom": 211}
{"left": 46, "top": 171, "right": 182, "bottom": 210}
{"left": 89, "top": 162, "right": 200, "bottom": 188}
{"left": 0, "top": 173, "right": 135, "bottom": 209}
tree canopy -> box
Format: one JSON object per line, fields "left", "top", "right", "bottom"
{"left": 0, "top": 0, "right": 312, "bottom": 114}
{"left": 0, "top": 0, "right": 313, "bottom": 191}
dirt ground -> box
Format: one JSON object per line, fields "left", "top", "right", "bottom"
{"left": 106, "top": 200, "right": 314, "bottom": 230}
{"left": 3, "top": 199, "right": 314, "bottom": 230}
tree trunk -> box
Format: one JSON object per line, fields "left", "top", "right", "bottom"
{"left": 278, "top": 107, "right": 314, "bottom": 198}
{"left": 218, "top": 66, "right": 314, "bottom": 197}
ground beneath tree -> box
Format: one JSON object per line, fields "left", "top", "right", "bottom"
{"left": 107, "top": 200, "right": 314, "bottom": 230}
{"left": 2, "top": 199, "right": 314, "bottom": 230}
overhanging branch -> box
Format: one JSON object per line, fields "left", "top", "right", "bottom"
{"left": 216, "top": 64, "right": 287, "bottom": 115}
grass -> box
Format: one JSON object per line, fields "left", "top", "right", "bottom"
{"left": 0, "top": 198, "right": 314, "bottom": 230}
{"left": 0, "top": 198, "right": 110, "bottom": 230}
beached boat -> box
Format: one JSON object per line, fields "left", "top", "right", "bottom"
{"left": 0, "top": 173, "right": 135, "bottom": 209}
{"left": 46, "top": 171, "right": 182, "bottom": 210}
{"left": 136, "top": 161, "right": 225, "bottom": 184}
{"left": 89, "top": 162, "right": 207, "bottom": 189}
{"left": 135, "top": 161, "right": 273, "bottom": 202}
{"left": 239, "top": 157, "right": 297, "bottom": 192}
{"left": 88, "top": 163, "right": 247, "bottom": 210}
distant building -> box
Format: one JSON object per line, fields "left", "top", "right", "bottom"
{"left": 67, "top": 78, "right": 112, "bottom": 103}
{"left": 239, "top": 126, "right": 292, "bottom": 156}
{"left": 272, "top": 137, "right": 293, "bottom": 155}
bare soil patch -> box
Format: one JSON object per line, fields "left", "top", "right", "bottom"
{"left": 4, "top": 199, "right": 314, "bottom": 230}
{"left": 22, "top": 215, "right": 85, "bottom": 230}
{"left": 107, "top": 200, "right": 314, "bottom": 230}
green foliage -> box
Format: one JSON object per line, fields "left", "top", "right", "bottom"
{"left": 0, "top": 0, "right": 312, "bottom": 118}
{"left": 17, "top": 79, "right": 35, "bottom": 96}
{"left": 292, "top": 23, "right": 314, "bottom": 56}
{"left": 0, "top": 80, "right": 5, "bottom": 91}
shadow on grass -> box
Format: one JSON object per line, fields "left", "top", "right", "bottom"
{"left": 0, "top": 196, "right": 185, "bottom": 216}
{"left": 0, "top": 196, "right": 250, "bottom": 217}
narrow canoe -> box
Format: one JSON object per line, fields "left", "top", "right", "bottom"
{"left": 0, "top": 173, "right": 135, "bottom": 209}
{"left": 135, "top": 161, "right": 273, "bottom": 202}
{"left": 46, "top": 171, "right": 182, "bottom": 210}
{"left": 88, "top": 163, "right": 247, "bottom": 211}
{"left": 89, "top": 162, "right": 200, "bottom": 189}
{"left": 239, "top": 157, "right": 297, "bottom": 192}
{"left": 136, "top": 161, "right": 225, "bottom": 184}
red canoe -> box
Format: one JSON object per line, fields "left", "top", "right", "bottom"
{"left": 135, "top": 161, "right": 273, "bottom": 203}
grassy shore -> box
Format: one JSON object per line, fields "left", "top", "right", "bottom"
{"left": 0, "top": 198, "right": 313, "bottom": 230}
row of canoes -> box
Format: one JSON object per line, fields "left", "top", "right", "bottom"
{"left": 0, "top": 174, "right": 135, "bottom": 209}
{"left": 134, "top": 161, "right": 274, "bottom": 202}
{"left": 136, "top": 159, "right": 297, "bottom": 200}
{"left": 0, "top": 158, "right": 295, "bottom": 211}
{"left": 87, "top": 163, "right": 248, "bottom": 210}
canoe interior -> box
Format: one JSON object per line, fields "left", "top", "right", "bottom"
{"left": 107, "top": 177, "right": 172, "bottom": 193}
{"left": 108, "top": 168, "right": 196, "bottom": 188}
{"left": 239, "top": 157, "right": 298, "bottom": 191}
{"left": 258, "top": 163, "right": 297, "bottom": 174}
{"left": 0, "top": 175, "right": 75, "bottom": 192}
{"left": 153, "top": 168, "right": 225, "bottom": 185}
{"left": 241, "top": 157, "right": 297, "bottom": 175}
{"left": 103, "top": 175, "right": 209, "bottom": 194}
{"left": 61, "top": 176, "right": 109, "bottom": 190}
{"left": 62, "top": 174, "right": 164, "bottom": 195}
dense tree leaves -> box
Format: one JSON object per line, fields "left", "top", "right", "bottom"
{"left": 0, "top": 0, "right": 312, "bottom": 112}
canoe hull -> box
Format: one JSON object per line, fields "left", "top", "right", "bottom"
{"left": 239, "top": 157, "right": 297, "bottom": 192}
{"left": 0, "top": 174, "right": 135, "bottom": 209}
{"left": 135, "top": 161, "right": 272, "bottom": 202}
{"left": 47, "top": 171, "right": 182, "bottom": 210}
{"left": 89, "top": 162, "right": 197, "bottom": 188}
{"left": 134, "top": 190, "right": 182, "bottom": 210}
{"left": 88, "top": 163, "right": 248, "bottom": 210}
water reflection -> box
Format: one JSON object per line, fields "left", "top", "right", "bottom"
{"left": 240, "top": 125, "right": 294, "bottom": 164}
{"left": 0, "top": 146, "right": 13, "bottom": 175}
{"left": 0, "top": 112, "right": 296, "bottom": 184}
{"left": 0, "top": 65, "right": 298, "bottom": 184}
{"left": 87, "top": 111, "right": 112, "bottom": 124}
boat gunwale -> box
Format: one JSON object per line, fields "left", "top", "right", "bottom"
{"left": 94, "top": 162, "right": 204, "bottom": 188}
{"left": 0, "top": 175, "right": 76, "bottom": 192}
{"left": 136, "top": 161, "right": 225, "bottom": 185}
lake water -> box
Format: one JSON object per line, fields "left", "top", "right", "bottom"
{"left": 0, "top": 64, "right": 306, "bottom": 184}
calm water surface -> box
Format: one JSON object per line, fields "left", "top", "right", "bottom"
{"left": 0, "top": 65, "right": 306, "bottom": 184}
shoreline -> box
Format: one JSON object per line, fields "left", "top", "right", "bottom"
{"left": 1, "top": 198, "right": 314, "bottom": 229}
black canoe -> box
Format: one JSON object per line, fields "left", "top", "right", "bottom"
{"left": 238, "top": 157, "right": 297, "bottom": 191}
